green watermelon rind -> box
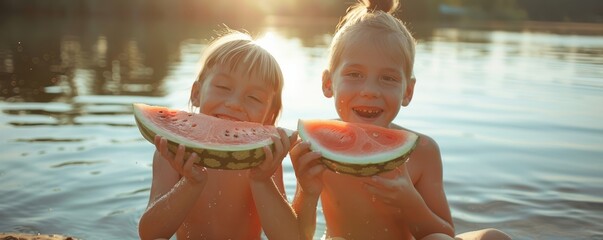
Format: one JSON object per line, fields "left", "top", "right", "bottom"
{"left": 297, "top": 119, "right": 420, "bottom": 176}
{"left": 320, "top": 142, "right": 417, "bottom": 177}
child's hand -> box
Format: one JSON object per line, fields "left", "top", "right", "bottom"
{"left": 290, "top": 140, "right": 326, "bottom": 197}
{"left": 154, "top": 135, "right": 208, "bottom": 185}
{"left": 362, "top": 164, "right": 418, "bottom": 208}
{"left": 249, "top": 128, "right": 297, "bottom": 181}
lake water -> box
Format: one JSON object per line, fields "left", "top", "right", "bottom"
{"left": 1, "top": 17, "right": 602, "bottom": 240}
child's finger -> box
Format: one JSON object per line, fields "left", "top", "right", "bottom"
{"left": 183, "top": 152, "right": 197, "bottom": 173}
{"left": 165, "top": 144, "right": 184, "bottom": 173}
{"left": 290, "top": 131, "right": 299, "bottom": 145}
{"left": 262, "top": 145, "right": 275, "bottom": 168}
{"left": 175, "top": 144, "right": 186, "bottom": 164}
{"left": 289, "top": 141, "right": 311, "bottom": 161}
{"left": 364, "top": 176, "right": 392, "bottom": 190}
{"left": 363, "top": 182, "right": 389, "bottom": 198}
{"left": 183, "top": 153, "right": 197, "bottom": 172}
{"left": 295, "top": 151, "right": 323, "bottom": 175}
{"left": 271, "top": 135, "right": 284, "bottom": 159}
{"left": 307, "top": 164, "right": 326, "bottom": 177}
{"left": 277, "top": 128, "right": 291, "bottom": 154}
{"left": 153, "top": 135, "right": 161, "bottom": 150}
{"left": 159, "top": 138, "right": 172, "bottom": 159}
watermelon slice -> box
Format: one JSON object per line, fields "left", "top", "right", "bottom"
{"left": 133, "top": 103, "right": 287, "bottom": 170}
{"left": 297, "top": 119, "right": 419, "bottom": 176}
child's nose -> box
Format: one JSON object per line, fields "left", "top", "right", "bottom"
{"left": 360, "top": 81, "right": 380, "bottom": 98}
{"left": 224, "top": 95, "right": 243, "bottom": 110}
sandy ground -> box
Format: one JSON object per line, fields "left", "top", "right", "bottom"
{"left": 0, "top": 233, "right": 77, "bottom": 240}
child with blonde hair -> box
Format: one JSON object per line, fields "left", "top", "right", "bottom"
{"left": 290, "top": 1, "right": 512, "bottom": 239}
{"left": 138, "top": 29, "right": 301, "bottom": 240}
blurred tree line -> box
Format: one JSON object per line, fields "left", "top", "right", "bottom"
{"left": 0, "top": 0, "right": 601, "bottom": 23}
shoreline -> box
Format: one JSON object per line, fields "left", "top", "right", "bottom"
{"left": 0, "top": 233, "right": 77, "bottom": 240}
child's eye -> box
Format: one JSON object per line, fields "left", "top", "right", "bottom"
{"left": 215, "top": 85, "right": 230, "bottom": 91}
{"left": 346, "top": 72, "right": 363, "bottom": 78}
{"left": 248, "top": 95, "right": 263, "bottom": 103}
{"left": 382, "top": 75, "right": 400, "bottom": 83}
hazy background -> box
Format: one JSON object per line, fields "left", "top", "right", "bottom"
{"left": 1, "top": 0, "right": 602, "bottom": 23}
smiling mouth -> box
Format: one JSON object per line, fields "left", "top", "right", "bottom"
{"left": 352, "top": 107, "right": 383, "bottom": 119}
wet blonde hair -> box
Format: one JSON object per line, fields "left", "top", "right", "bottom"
{"left": 190, "top": 29, "right": 283, "bottom": 125}
{"left": 327, "top": 0, "right": 416, "bottom": 81}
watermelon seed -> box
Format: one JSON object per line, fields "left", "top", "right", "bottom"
{"left": 159, "top": 111, "right": 164, "bottom": 114}
{"left": 225, "top": 130, "right": 230, "bottom": 133}
{"left": 183, "top": 119, "right": 188, "bottom": 122}
{"left": 192, "top": 124, "right": 197, "bottom": 127}
{"left": 225, "top": 133, "right": 230, "bottom": 136}
{"left": 234, "top": 134, "right": 239, "bottom": 138}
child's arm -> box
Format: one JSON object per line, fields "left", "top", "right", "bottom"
{"left": 364, "top": 136, "right": 455, "bottom": 239}
{"left": 290, "top": 140, "right": 326, "bottom": 240}
{"left": 138, "top": 137, "right": 208, "bottom": 240}
{"left": 249, "top": 129, "right": 302, "bottom": 240}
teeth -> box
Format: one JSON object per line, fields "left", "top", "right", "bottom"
{"left": 356, "top": 108, "right": 380, "bottom": 114}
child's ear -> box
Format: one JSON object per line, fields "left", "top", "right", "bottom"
{"left": 190, "top": 81, "right": 201, "bottom": 107}
{"left": 402, "top": 76, "right": 416, "bottom": 106}
{"left": 322, "top": 70, "right": 333, "bottom": 98}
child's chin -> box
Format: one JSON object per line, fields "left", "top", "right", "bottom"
{"left": 350, "top": 115, "right": 387, "bottom": 127}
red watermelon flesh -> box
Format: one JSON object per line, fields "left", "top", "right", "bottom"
{"left": 133, "top": 103, "right": 286, "bottom": 169}
{"left": 134, "top": 103, "right": 278, "bottom": 150}
{"left": 298, "top": 119, "right": 419, "bottom": 176}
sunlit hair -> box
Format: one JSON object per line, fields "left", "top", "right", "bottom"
{"left": 327, "top": 0, "right": 416, "bottom": 81}
{"left": 190, "top": 28, "right": 283, "bottom": 125}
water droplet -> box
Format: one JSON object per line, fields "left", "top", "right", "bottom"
{"left": 384, "top": 228, "right": 388, "bottom": 232}
{"left": 337, "top": 108, "right": 342, "bottom": 112}
{"left": 218, "top": 190, "right": 222, "bottom": 195}
{"left": 371, "top": 195, "right": 376, "bottom": 202}
{"left": 372, "top": 132, "right": 379, "bottom": 138}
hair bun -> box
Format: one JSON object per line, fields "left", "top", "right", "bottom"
{"left": 362, "top": 0, "right": 398, "bottom": 13}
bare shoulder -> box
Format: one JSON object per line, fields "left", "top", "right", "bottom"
{"left": 389, "top": 123, "right": 443, "bottom": 179}
{"left": 389, "top": 122, "right": 441, "bottom": 166}
{"left": 414, "top": 132, "right": 441, "bottom": 159}
{"left": 409, "top": 131, "right": 443, "bottom": 178}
